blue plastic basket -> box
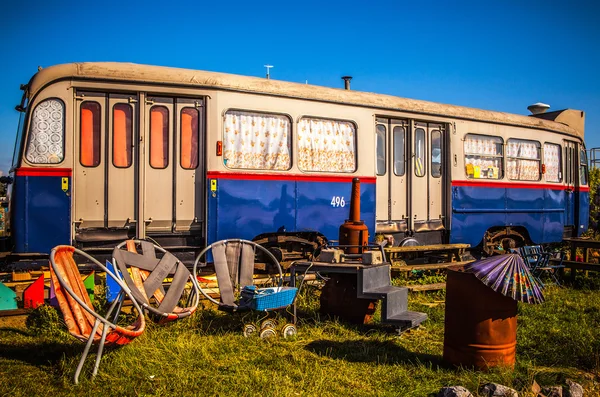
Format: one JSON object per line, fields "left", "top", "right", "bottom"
{"left": 240, "top": 286, "right": 298, "bottom": 311}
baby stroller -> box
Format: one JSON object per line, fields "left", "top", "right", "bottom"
{"left": 193, "top": 239, "right": 298, "bottom": 338}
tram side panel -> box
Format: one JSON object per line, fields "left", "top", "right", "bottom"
{"left": 11, "top": 169, "right": 71, "bottom": 253}
{"left": 206, "top": 174, "right": 376, "bottom": 244}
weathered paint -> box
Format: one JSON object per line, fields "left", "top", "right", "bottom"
{"left": 450, "top": 181, "right": 577, "bottom": 246}
{"left": 207, "top": 173, "right": 376, "bottom": 245}
{"left": 11, "top": 168, "right": 71, "bottom": 254}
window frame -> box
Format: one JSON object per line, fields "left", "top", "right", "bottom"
{"left": 25, "top": 97, "right": 66, "bottom": 165}
{"left": 297, "top": 115, "right": 357, "bottom": 173}
{"left": 463, "top": 133, "right": 504, "bottom": 180}
{"left": 430, "top": 129, "right": 441, "bottom": 178}
{"left": 580, "top": 146, "right": 589, "bottom": 186}
{"left": 149, "top": 105, "right": 170, "bottom": 170}
{"left": 506, "top": 137, "right": 541, "bottom": 181}
{"left": 393, "top": 124, "right": 406, "bottom": 176}
{"left": 376, "top": 123, "right": 386, "bottom": 176}
{"left": 180, "top": 106, "right": 200, "bottom": 170}
{"left": 79, "top": 100, "right": 102, "bottom": 168}
{"left": 543, "top": 141, "right": 562, "bottom": 183}
{"left": 223, "top": 108, "right": 293, "bottom": 171}
{"left": 112, "top": 102, "right": 134, "bottom": 169}
{"left": 414, "top": 127, "right": 426, "bottom": 177}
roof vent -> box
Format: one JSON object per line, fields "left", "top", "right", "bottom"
{"left": 527, "top": 102, "right": 550, "bottom": 115}
{"left": 342, "top": 76, "right": 352, "bottom": 90}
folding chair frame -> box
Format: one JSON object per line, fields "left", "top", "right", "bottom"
{"left": 112, "top": 240, "right": 201, "bottom": 322}
{"left": 50, "top": 246, "right": 146, "bottom": 384}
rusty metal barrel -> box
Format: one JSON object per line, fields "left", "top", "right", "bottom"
{"left": 443, "top": 266, "right": 517, "bottom": 370}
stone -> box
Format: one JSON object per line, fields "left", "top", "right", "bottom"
{"left": 541, "top": 386, "right": 563, "bottom": 397}
{"left": 437, "top": 386, "right": 474, "bottom": 397}
{"left": 564, "top": 379, "right": 583, "bottom": 397}
{"left": 479, "top": 382, "right": 518, "bottom": 397}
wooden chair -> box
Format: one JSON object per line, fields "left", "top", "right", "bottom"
{"left": 49, "top": 246, "right": 146, "bottom": 384}
{"left": 111, "top": 240, "right": 200, "bottom": 323}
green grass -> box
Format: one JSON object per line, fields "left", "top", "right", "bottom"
{"left": 1, "top": 279, "right": 599, "bottom": 397}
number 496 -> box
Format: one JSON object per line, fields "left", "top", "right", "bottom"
{"left": 330, "top": 196, "right": 346, "bottom": 207}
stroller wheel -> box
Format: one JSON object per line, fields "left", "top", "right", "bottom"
{"left": 243, "top": 323, "right": 258, "bottom": 337}
{"left": 259, "top": 326, "right": 277, "bottom": 339}
{"left": 281, "top": 324, "right": 297, "bottom": 339}
{"left": 260, "top": 318, "right": 278, "bottom": 330}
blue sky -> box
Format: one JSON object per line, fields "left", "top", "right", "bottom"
{"left": 1, "top": 0, "right": 599, "bottom": 175}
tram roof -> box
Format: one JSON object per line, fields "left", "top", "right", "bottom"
{"left": 27, "top": 62, "right": 584, "bottom": 139}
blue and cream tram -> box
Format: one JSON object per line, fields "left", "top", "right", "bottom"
{"left": 0, "top": 63, "right": 588, "bottom": 257}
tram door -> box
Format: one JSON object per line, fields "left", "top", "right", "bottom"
{"left": 74, "top": 92, "right": 139, "bottom": 232}
{"left": 564, "top": 140, "right": 577, "bottom": 230}
{"left": 141, "top": 96, "right": 204, "bottom": 236}
{"left": 410, "top": 122, "right": 445, "bottom": 234}
{"left": 376, "top": 118, "right": 409, "bottom": 234}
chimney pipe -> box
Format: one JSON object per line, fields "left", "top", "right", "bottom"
{"left": 342, "top": 76, "right": 352, "bottom": 90}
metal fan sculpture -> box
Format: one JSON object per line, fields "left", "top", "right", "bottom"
{"left": 464, "top": 254, "right": 544, "bottom": 304}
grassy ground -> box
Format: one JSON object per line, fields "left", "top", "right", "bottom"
{"left": 1, "top": 276, "right": 599, "bottom": 397}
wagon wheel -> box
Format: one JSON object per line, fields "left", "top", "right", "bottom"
{"left": 260, "top": 318, "right": 278, "bottom": 330}
{"left": 483, "top": 229, "right": 526, "bottom": 256}
{"left": 281, "top": 324, "right": 297, "bottom": 339}
{"left": 259, "top": 326, "right": 277, "bottom": 339}
{"left": 243, "top": 323, "right": 258, "bottom": 337}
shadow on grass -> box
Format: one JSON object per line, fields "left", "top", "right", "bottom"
{"left": 0, "top": 338, "right": 79, "bottom": 367}
{"left": 305, "top": 339, "right": 445, "bottom": 367}
{"left": 0, "top": 326, "right": 30, "bottom": 336}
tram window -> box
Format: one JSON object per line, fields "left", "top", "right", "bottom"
{"left": 580, "top": 149, "right": 588, "bottom": 185}
{"left": 414, "top": 128, "right": 426, "bottom": 177}
{"left": 180, "top": 107, "right": 199, "bottom": 169}
{"left": 506, "top": 138, "right": 541, "bottom": 181}
{"left": 149, "top": 106, "right": 169, "bottom": 169}
{"left": 298, "top": 117, "right": 356, "bottom": 172}
{"left": 431, "top": 130, "right": 441, "bottom": 178}
{"left": 25, "top": 98, "right": 65, "bottom": 164}
{"left": 113, "top": 104, "right": 133, "bottom": 168}
{"left": 80, "top": 101, "right": 101, "bottom": 167}
{"left": 464, "top": 134, "right": 503, "bottom": 179}
{"left": 393, "top": 126, "right": 405, "bottom": 176}
{"left": 543, "top": 142, "right": 561, "bottom": 182}
{"left": 376, "top": 124, "right": 386, "bottom": 175}
{"left": 223, "top": 110, "right": 291, "bottom": 170}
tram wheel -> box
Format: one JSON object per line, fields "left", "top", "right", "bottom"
{"left": 483, "top": 228, "right": 526, "bottom": 256}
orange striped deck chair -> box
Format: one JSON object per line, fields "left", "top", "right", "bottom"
{"left": 111, "top": 240, "right": 200, "bottom": 323}
{"left": 50, "top": 246, "right": 146, "bottom": 384}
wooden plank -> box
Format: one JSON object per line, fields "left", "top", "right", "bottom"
{"left": 559, "top": 260, "right": 600, "bottom": 272}
{"left": 391, "top": 260, "right": 474, "bottom": 273}
{"left": 407, "top": 283, "right": 446, "bottom": 291}
{"left": 385, "top": 243, "right": 470, "bottom": 254}
{"left": 0, "top": 308, "right": 27, "bottom": 317}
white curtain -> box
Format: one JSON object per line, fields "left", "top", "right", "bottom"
{"left": 506, "top": 140, "right": 540, "bottom": 181}
{"left": 297, "top": 118, "right": 356, "bottom": 172}
{"left": 223, "top": 111, "right": 291, "bottom": 170}
{"left": 544, "top": 143, "right": 561, "bottom": 182}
